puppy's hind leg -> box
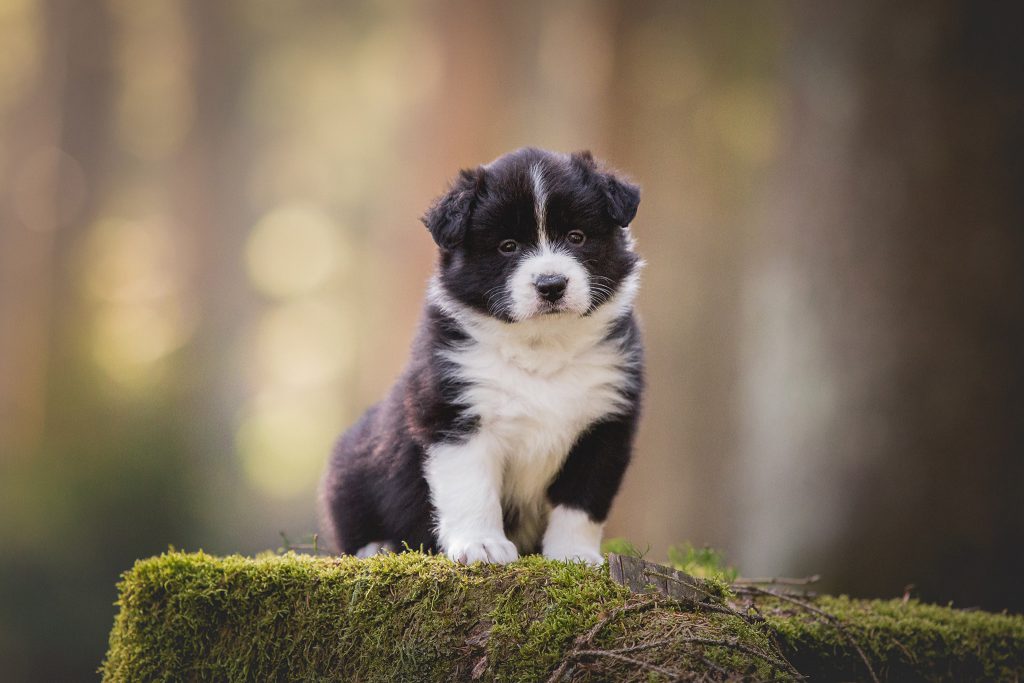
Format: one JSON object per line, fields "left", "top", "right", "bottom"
{"left": 321, "top": 462, "right": 384, "bottom": 557}
{"left": 354, "top": 541, "right": 396, "bottom": 558}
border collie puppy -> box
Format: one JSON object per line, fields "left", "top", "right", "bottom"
{"left": 320, "top": 147, "right": 643, "bottom": 564}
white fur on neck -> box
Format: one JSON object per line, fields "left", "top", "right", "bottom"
{"left": 428, "top": 268, "right": 641, "bottom": 374}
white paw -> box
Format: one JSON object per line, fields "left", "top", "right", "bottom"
{"left": 445, "top": 536, "right": 519, "bottom": 564}
{"left": 543, "top": 545, "right": 605, "bottom": 565}
{"left": 542, "top": 506, "right": 605, "bottom": 565}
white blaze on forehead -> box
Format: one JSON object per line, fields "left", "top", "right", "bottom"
{"left": 510, "top": 161, "right": 598, "bottom": 321}
{"left": 529, "top": 162, "right": 548, "bottom": 245}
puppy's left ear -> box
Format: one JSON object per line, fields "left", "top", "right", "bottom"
{"left": 571, "top": 150, "right": 640, "bottom": 227}
{"left": 601, "top": 173, "right": 640, "bottom": 227}
{"left": 421, "top": 166, "right": 486, "bottom": 249}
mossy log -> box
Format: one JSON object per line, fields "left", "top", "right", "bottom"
{"left": 101, "top": 551, "right": 1024, "bottom": 682}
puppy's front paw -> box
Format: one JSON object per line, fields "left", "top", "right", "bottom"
{"left": 446, "top": 536, "right": 519, "bottom": 565}
{"left": 542, "top": 506, "right": 605, "bottom": 565}
{"left": 543, "top": 545, "right": 605, "bottom": 565}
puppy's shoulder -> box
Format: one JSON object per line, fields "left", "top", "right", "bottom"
{"left": 604, "top": 310, "right": 644, "bottom": 358}
{"left": 401, "top": 304, "right": 477, "bottom": 443}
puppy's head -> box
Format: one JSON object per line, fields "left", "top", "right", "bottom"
{"left": 423, "top": 147, "right": 641, "bottom": 322}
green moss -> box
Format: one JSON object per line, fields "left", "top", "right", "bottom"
{"left": 666, "top": 543, "right": 739, "bottom": 583}
{"left": 760, "top": 594, "right": 1024, "bottom": 682}
{"left": 485, "top": 557, "right": 626, "bottom": 679}
{"left": 600, "top": 537, "right": 645, "bottom": 558}
{"left": 102, "top": 552, "right": 1024, "bottom": 682}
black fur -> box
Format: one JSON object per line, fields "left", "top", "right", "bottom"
{"left": 321, "top": 147, "right": 644, "bottom": 557}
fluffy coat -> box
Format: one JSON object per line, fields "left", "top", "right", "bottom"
{"left": 321, "top": 147, "right": 644, "bottom": 564}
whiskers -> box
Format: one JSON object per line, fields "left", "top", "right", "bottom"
{"left": 484, "top": 284, "right": 513, "bottom": 318}
{"left": 587, "top": 274, "right": 617, "bottom": 307}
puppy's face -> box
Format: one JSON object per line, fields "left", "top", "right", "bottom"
{"left": 423, "top": 148, "right": 640, "bottom": 322}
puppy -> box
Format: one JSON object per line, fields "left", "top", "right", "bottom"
{"left": 320, "top": 147, "right": 644, "bottom": 564}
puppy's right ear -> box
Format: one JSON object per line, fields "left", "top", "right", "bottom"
{"left": 421, "top": 166, "right": 485, "bottom": 250}
{"left": 571, "top": 150, "right": 640, "bottom": 228}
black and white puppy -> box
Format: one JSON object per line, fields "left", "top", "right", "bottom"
{"left": 320, "top": 147, "right": 644, "bottom": 564}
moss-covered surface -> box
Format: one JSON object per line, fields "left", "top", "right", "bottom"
{"left": 756, "top": 593, "right": 1024, "bottom": 682}
{"left": 102, "top": 551, "right": 1024, "bottom": 682}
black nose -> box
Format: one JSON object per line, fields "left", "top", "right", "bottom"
{"left": 535, "top": 274, "right": 568, "bottom": 302}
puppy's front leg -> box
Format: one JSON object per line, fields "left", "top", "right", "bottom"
{"left": 544, "top": 410, "right": 639, "bottom": 564}
{"left": 424, "top": 434, "right": 518, "bottom": 564}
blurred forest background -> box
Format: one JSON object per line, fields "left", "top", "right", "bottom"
{"left": 1, "top": 0, "right": 1022, "bottom": 679}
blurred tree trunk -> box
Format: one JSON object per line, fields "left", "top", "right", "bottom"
{"left": 737, "top": 0, "right": 1024, "bottom": 611}
{"left": 0, "top": 0, "right": 75, "bottom": 456}
{"left": 0, "top": 4, "right": 118, "bottom": 681}
{"left": 607, "top": 2, "right": 784, "bottom": 557}
{"left": 177, "top": 0, "right": 258, "bottom": 548}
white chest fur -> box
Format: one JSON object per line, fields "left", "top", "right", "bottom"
{"left": 424, "top": 273, "right": 640, "bottom": 559}
{"left": 444, "top": 310, "right": 634, "bottom": 549}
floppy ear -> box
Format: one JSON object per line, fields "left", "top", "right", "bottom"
{"left": 571, "top": 150, "right": 640, "bottom": 227}
{"left": 421, "top": 166, "right": 485, "bottom": 249}
{"left": 602, "top": 174, "right": 640, "bottom": 227}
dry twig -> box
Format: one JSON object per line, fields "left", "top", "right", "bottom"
{"left": 732, "top": 575, "right": 820, "bottom": 587}
{"left": 570, "top": 649, "right": 682, "bottom": 681}
{"left": 736, "top": 585, "right": 880, "bottom": 683}
{"left": 545, "top": 599, "right": 659, "bottom": 683}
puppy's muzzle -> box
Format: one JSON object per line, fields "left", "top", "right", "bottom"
{"left": 535, "top": 273, "right": 568, "bottom": 303}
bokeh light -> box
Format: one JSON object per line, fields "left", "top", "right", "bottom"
{"left": 82, "top": 216, "right": 196, "bottom": 391}
{"left": 235, "top": 390, "right": 345, "bottom": 499}
{"left": 12, "top": 146, "right": 87, "bottom": 232}
{"left": 250, "top": 299, "right": 355, "bottom": 388}
{"left": 245, "top": 204, "right": 346, "bottom": 299}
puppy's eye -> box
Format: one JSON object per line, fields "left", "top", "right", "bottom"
{"left": 566, "top": 230, "right": 586, "bottom": 246}
{"left": 498, "top": 239, "right": 519, "bottom": 255}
